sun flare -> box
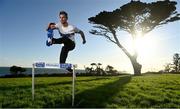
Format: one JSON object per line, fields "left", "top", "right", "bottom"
{"left": 125, "top": 32, "right": 159, "bottom": 61}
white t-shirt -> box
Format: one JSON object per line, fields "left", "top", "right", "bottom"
{"left": 55, "top": 22, "right": 80, "bottom": 42}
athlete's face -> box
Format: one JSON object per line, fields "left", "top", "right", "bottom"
{"left": 59, "top": 14, "right": 68, "bottom": 24}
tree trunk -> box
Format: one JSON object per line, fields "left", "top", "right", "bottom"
{"left": 111, "top": 29, "right": 142, "bottom": 75}
{"left": 130, "top": 57, "right": 142, "bottom": 76}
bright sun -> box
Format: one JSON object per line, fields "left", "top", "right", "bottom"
{"left": 125, "top": 32, "right": 158, "bottom": 61}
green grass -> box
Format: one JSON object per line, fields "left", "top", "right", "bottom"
{"left": 0, "top": 74, "right": 180, "bottom": 108}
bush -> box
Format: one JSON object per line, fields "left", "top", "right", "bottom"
{"left": 9, "top": 66, "right": 26, "bottom": 76}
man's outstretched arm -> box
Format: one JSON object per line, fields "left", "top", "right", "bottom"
{"left": 78, "top": 30, "right": 86, "bottom": 44}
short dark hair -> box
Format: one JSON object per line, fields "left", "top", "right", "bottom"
{"left": 59, "top": 11, "right": 68, "bottom": 19}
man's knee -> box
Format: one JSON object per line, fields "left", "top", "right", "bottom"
{"left": 52, "top": 38, "right": 64, "bottom": 44}
{"left": 61, "top": 46, "right": 69, "bottom": 53}
{"left": 67, "top": 42, "right": 75, "bottom": 51}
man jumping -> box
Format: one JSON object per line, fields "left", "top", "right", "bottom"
{"left": 46, "top": 11, "right": 86, "bottom": 64}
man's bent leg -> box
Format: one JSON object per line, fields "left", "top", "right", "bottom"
{"left": 60, "top": 46, "right": 73, "bottom": 72}
{"left": 59, "top": 39, "right": 75, "bottom": 63}
{"left": 52, "top": 38, "right": 65, "bottom": 44}
{"left": 59, "top": 46, "right": 69, "bottom": 63}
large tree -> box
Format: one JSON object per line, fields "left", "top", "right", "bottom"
{"left": 88, "top": 0, "right": 180, "bottom": 75}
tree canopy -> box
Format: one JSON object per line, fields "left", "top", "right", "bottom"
{"left": 89, "top": 0, "right": 180, "bottom": 37}
{"left": 88, "top": 0, "right": 180, "bottom": 75}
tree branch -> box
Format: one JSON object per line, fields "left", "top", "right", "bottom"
{"left": 89, "top": 29, "right": 117, "bottom": 44}
{"left": 110, "top": 29, "right": 132, "bottom": 58}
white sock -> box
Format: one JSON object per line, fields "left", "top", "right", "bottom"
{"left": 47, "top": 38, "right": 52, "bottom": 43}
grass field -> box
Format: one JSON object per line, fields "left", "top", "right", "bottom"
{"left": 0, "top": 74, "right": 180, "bottom": 108}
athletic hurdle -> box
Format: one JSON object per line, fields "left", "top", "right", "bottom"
{"left": 32, "top": 62, "right": 77, "bottom": 106}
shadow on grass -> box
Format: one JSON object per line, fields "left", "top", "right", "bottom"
{"left": 73, "top": 75, "right": 132, "bottom": 108}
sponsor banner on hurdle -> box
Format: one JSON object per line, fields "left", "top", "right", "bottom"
{"left": 34, "top": 62, "right": 72, "bottom": 69}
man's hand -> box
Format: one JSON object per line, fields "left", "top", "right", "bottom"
{"left": 46, "top": 22, "right": 56, "bottom": 31}
{"left": 82, "top": 40, "right": 86, "bottom": 44}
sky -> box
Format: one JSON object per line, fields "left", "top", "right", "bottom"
{"left": 0, "top": 0, "right": 180, "bottom": 73}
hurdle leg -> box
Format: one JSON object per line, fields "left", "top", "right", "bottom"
{"left": 32, "top": 64, "right": 35, "bottom": 100}
{"left": 72, "top": 65, "right": 76, "bottom": 107}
